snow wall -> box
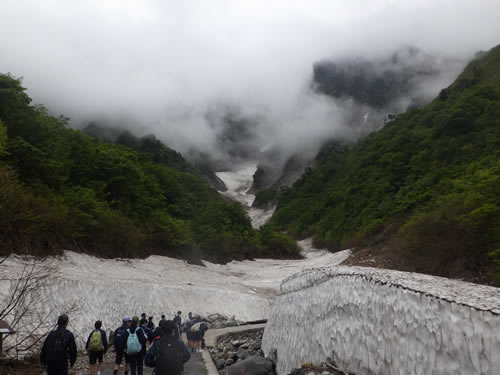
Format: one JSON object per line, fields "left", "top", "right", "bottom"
{"left": 262, "top": 266, "right": 500, "bottom": 375}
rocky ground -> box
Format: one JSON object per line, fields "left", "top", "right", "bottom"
{"left": 209, "top": 328, "right": 267, "bottom": 373}
{"left": 188, "top": 313, "right": 247, "bottom": 330}
{"left": 0, "top": 357, "right": 40, "bottom": 375}
{"left": 208, "top": 329, "right": 353, "bottom": 375}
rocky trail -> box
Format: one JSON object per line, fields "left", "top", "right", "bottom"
{"left": 94, "top": 352, "right": 206, "bottom": 375}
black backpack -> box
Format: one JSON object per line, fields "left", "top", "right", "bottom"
{"left": 114, "top": 326, "right": 128, "bottom": 349}
{"left": 156, "top": 336, "right": 183, "bottom": 373}
{"left": 45, "top": 329, "right": 67, "bottom": 362}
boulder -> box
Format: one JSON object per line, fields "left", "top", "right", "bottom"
{"left": 208, "top": 313, "right": 225, "bottom": 322}
{"left": 236, "top": 348, "right": 250, "bottom": 360}
{"left": 227, "top": 356, "right": 274, "bottom": 375}
{"left": 216, "top": 359, "right": 226, "bottom": 370}
{"left": 225, "top": 358, "right": 235, "bottom": 367}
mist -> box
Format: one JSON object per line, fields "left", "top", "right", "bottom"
{"left": 1, "top": 0, "right": 500, "bottom": 170}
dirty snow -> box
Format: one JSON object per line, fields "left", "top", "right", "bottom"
{"left": 262, "top": 266, "right": 500, "bottom": 375}
{"left": 0, "top": 239, "right": 349, "bottom": 348}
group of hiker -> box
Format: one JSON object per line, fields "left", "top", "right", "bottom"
{"left": 40, "top": 311, "right": 209, "bottom": 375}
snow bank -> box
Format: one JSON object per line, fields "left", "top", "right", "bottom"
{"left": 0, "top": 240, "right": 349, "bottom": 349}
{"left": 262, "top": 266, "right": 500, "bottom": 375}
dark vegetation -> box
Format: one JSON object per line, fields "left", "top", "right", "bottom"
{"left": 0, "top": 74, "right": 299, "bottom": 263}
{"left": 83, "top": 122, "right": 227, "bottom": 191}
{"left": 269, "top": 45, "right": 500, "bottom": 284}
{"left": 313, "top": 47, "right": 443, "bottom": 109}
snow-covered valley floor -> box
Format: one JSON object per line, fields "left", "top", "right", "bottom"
{"left": 0, "top": 239, "right": 350, "bottom": 348}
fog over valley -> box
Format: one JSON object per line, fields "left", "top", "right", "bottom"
{"left": 1, "top": 0, "right": 500, "bottom": 167}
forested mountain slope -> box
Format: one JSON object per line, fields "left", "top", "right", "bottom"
{"left": 0, "top": 74, "right": 299, "bottom": 262}
{"left": 82, "top": 123, "right": 227, "bottom": 191}
{"left": 269, "top": 45, "right": 500, "bottom": 284}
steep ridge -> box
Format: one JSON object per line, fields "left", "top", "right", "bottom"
{"left": 262, "top": 267, "right": 500, "bottom": 375}
{"left": 269, "top": 45, "right": 500, "bottom": 284}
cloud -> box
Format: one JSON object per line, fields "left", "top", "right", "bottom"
{"left": 1, "top": 0, "right": 499, "bottom": 168}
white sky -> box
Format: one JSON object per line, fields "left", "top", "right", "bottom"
{"left": 1, "top": 0, "right": 499, "bottom": 157}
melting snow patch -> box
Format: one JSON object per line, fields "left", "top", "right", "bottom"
{"left": 262, "top": 266, "right": 500, "bottom": 375}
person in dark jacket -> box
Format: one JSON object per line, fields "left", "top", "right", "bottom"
{"left": 145, "top": 320, "right": 190, "bottom": 375}
{"left": 147, "top": 316, "right": 155, "bottom": 331}
{"left": 85, "top": 320, "right": 108, "bottom": 375}
{"left": 199, "top": 321, "right": 208, "bottom": 350}
{"left": 158, "top": 314, "right": 166, "bottom": 328}
{"left": 140, "top": 319, "right": 153, "bottom": 346}
{"left": 126, "top": 317, "right": 147, "bottom": 375}
{"left": 173, "top": 311, "right": 182, "bottom": 340}
{"left": 113, "top": 316, "right": 132, "bottom": 375}
{"left": 139, "top": 313, "right": 147, "bottom": 326}
{"left": 40, "top": 314, "right": 77, "bottom": 375}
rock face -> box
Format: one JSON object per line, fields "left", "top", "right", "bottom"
{"left": 262, "top": 266, "right": 500, "bottom": 375}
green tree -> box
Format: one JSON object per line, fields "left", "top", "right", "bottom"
{"left": 0, "top": 120, "right": 7, "bottom": 156}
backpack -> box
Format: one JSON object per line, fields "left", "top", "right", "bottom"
{"left": 114, "top": 326, "right": 128, "bottom": 349}
{"left": 88, "top": 330, "right": 103, "bottom": 352}
{"left": 126, "top": 329, "right": 142, "bottom": 354}
{"left": 45, "top": 329, "right": 66, "bottom": 362}
{"left": 156, "top": 336, "right": 183, "bottom": 373}
{"left": 190, "top": 322, "right": 201, "bottom": 332}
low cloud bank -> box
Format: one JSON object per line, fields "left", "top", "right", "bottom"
{"left": 1, "top": 1, "right": 499, "bottom": 169}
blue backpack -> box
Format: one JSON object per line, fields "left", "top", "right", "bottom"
{"left": 126, "top": 329, "right": 141, "bottom": 354}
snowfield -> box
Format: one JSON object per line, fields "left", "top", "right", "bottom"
{"left": 216, "top": 164, "right": 275, "bottom": 228}
{"left": 262, "top": 266, "right": 500, "bottom": 375}
{"left": 0, "top": 239, "right": 350, "bottom": 348}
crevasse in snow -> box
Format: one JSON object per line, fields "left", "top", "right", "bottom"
{"left": 262, "top": 266, "right": 500, "bottom": 375}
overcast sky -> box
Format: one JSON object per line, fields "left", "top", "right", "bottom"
{"left": 1, "top": 0, "right": 500, "bottom": 161}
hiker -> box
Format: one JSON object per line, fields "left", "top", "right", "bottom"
{"left": 113, "top": 316, "right": 132, "bottom": 375}
{"left": 139, "top": 313, "right": 148, "bottom": 326}
{"left": 145, "top": 320, "right": 190, "bottom": 375}
{"left": 86, "top": 320, "right": 108, "bottom": 375}
{"left": 185, "top": 320, "right": 194, "bottom": 352}
{"left": 140, "top": 318, "right": 153, "bottom": 346}
{"left": 151, "top": 319, "right": 167, "bottom": 344}
{"left": 173, "top": 311, "right": 182, "bottom": 340}
{"left": 40, "top": 314, "right": 77, "bottom": 375}
{"left": 199, "top": 321, "right": 208, "bottom": 350}
{"left": 126, "top": 316, "right": 147, "bottom": 375}
{"left": 190, "top": 321, "right": 203, "bottom": 353}
{"left": 158, "top": 314, "right": 166, "bottom": 327}
{"left": 147, "top": 316, "right": 155, "bottom": 331}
